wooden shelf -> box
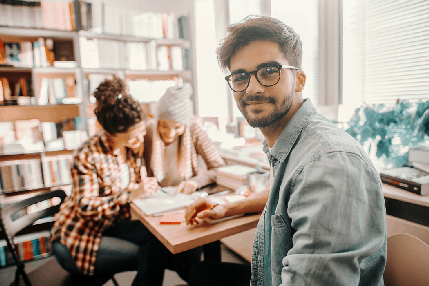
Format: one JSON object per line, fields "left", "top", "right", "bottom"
{"left": 0, "top": 66, "right": 32, "bottom": 72}
{"left": 125, "top": 69, "right": 191, "bottom": 81}
{"left": 0, "top": 149, "right": 74, "bottom": 161}
{"left": 79, "top": 30, "right": 190, "bottom": 47}
{"left": 0, "top": 104, "right": 80, "bottom": 122}
{"left": 82, "top": 68, "right": 124, "bottom": 75}
{"left": 0, "top": 26, "right": 77, "bottom": 39}
{"left": 33, "top": 67, "right": 79, "bottom": 74}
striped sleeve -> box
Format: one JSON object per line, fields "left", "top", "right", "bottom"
{"left": 189, "top": 120, "right": 226, "bottom": 188}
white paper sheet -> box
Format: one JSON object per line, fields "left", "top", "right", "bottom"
{"left": 133, "top": 190, "right": 194, "bottom": 216}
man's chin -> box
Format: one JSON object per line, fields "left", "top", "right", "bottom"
{"left": 243, "top": 111, "right": 288, "bottom": 128}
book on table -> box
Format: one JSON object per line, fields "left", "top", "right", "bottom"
{"left": 379, "top": 167, "right": 429, "bottom": 196}
{"left": 408, "top": 142, "right": 429, "bottom": 165}
{"left": 216, "top": 165, "right": 256, "bottom": 190}
{"left": 133, "top": 189, "right": 195, "bottom": 216}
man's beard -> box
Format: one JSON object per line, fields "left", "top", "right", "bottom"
{"left": 239, "top": 92, "right": 294, "bottom": 128}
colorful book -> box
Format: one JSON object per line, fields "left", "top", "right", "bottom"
{"left": 4, "top": 43, "right": 20, "bottom": 66}
{"left": 0, "top": 40, "right": 6, "bottom": 65}
{"left": 380, "top": 167, "right": 429, "bottom": 196}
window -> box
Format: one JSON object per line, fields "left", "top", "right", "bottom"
{"left": 342, "top": 0, "right": 429, "bottom": 110}
{"left": 194, "top": 0, "right": 229, "bottom": 119}
{"left": 271, "top": 0, "right": 319, "bottom": 106}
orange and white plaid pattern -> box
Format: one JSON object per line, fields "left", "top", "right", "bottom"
{"left": 51, "top": 130, "right": 145, "bottom": 275}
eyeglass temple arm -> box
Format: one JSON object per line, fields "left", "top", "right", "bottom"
{"left": 281, "top": 65, "right": 298, "bottom": 70}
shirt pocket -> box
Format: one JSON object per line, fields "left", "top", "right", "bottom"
{"left": 271, "top": 213, "right": 293, "bottom": 275}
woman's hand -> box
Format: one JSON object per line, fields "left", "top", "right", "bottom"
{"left": 185, "top": 197, "right": 227, "bottom": 225}
{"left": 175, "top": 180, "right": 198, "bottom": 195}
{"left": 140, "top": 177, "right": 161, "bottom": 197}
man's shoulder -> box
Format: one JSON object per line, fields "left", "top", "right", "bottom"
{"left": 290, "top": 113, "right": 372, "bottom": 169}
{"left": 304, "top": 113, "right": 364, "bottom": 153}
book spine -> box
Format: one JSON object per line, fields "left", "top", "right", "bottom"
{"left": 32, "top": 238, "right": 40, "bottom": 258}
{"left": 22, "top": 240, "right": 34, "bottom": 261}
{"left": 0, "top": 246, "right": 6, "bottom": 267}
{"left": 380, "top": 174, "right": 423, "bottom": 195}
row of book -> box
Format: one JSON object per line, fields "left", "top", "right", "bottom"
{"left": 0, "top": 38, "right": 75, "bottom": 68}
{"left": 38, "top": 77, "right": 79, "bottom": 105}
{"left": 80, "top": 37, "right": 190, "bottom": 71}
{"left": 127, "top": 79, "right": 177, "bottom": 103}
{"left": 0, "top": 118, "right": 83, "bottom": 155}
{"left": 1, "top": 76, "right": 78, "bottom": 106}
{"left": 41, "top": 155, "right": 73, "bottom": 188}
{"left": 0, "top": 231, "right": 52, "bottom": 268}
{"left": 80, "top": 1, "right": 188, "bottom": 39}
{"left": 0, "top": 159, "right": 44, "bottom": 193}
{"left": 0, "top": 0, "right": 75, "bottom": 31}
{"left": 0, "top": 156, "right": 72, "bottom": 193}
{"left": 0, "top": 76, "right": 34, "bottom": 106}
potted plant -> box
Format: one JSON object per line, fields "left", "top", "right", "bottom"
{"left": 345, "top": 100, "right": 429, "bottom": 168}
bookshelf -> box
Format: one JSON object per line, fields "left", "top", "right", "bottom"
{"left": 0, "top": 0, "right": 196, "bottom": 265}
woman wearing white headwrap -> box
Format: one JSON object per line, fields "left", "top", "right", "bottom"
{"left": 143, "top": 82, "right": 226, "bottom": 194}
{"left": 142, "top": 82, "right": 226, "bottom": 283}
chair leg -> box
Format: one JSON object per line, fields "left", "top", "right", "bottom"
{"left": 12, "top": 265, "right": 32, "bottom": 286}
{"left": 111, "top": 276, "right": 120, "bottom": 286}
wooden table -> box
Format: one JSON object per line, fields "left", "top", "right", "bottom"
{"left": 130, "top": 186, "right": 261, "bottom": 260}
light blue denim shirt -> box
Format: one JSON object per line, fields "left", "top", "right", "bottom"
{"left": 250, "top": 99, "right": 387, "bottom": 286}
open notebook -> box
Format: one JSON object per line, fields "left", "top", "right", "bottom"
{"left": 133, "top": 189, "right": 195, "bottom": 216}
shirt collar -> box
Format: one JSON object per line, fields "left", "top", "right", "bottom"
{"left": 263, "top": 99, "right": 317, "bottom": 162}
{"left": 99, "top": 130, "right": 115, "bottom": 154}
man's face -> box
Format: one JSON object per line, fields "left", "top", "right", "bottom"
{"left": 229, "top": 40, "right": 296, "bottom": 128}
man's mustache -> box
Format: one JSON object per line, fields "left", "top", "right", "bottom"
{"left": 241, "top": 95, "right": 276, "bottom": 106}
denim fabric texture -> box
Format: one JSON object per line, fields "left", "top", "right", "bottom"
{"left": 250, "top": 99, "right": 387, "bottom": 286}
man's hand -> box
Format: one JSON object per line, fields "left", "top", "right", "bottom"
{"left": 185, "top": 197, "right": 227, "bottom": 225}
{"left": 175, "top": 180, "right": 198, "bottom": 195}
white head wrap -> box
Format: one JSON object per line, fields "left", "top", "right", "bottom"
{"left": 157, "top": 83, "right": 193, "bottom": 125}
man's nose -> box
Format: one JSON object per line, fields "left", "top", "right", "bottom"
{"left": 246, "top": 74, "right": 264, "bottom": 94}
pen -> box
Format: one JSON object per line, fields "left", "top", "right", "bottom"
{"left": 203, "top": 204, "right": 219, "bottom": 211}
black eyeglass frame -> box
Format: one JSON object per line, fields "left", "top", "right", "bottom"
{"left": 225, "top": 64, "right": 298, "bottom": 92}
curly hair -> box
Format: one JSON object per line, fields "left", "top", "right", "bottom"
{"left": 216, "top": 15, "right": 303, "bottom": 73}
{"left": 93, "top": 76, "right": 145, "bottom": 135}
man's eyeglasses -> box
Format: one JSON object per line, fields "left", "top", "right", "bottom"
{"left": 225, "top": 64, "right": 298, "bottom": 92}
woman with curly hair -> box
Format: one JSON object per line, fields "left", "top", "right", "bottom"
{"left": 50, "top": 76, "right": 165, "bottom": 286}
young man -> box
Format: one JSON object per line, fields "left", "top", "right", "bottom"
{"left": 185, "top": 16, "right": 386, "bottom": 286}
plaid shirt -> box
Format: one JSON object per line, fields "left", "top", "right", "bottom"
{"left": 51, "top": 130, "right": 145, "bottom": 275}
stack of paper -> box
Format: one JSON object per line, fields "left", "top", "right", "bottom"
{"left": 216, "top": 165, "right": 255, "bottom": 190}
{"left": 133, "top": 190, "right": 194, "bottom": 216}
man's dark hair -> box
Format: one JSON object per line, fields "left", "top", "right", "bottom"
{"left": 216, "top": 15, "right": 303, "bottom": 72}
{"left": 93, "top": 76, "right": 145, "bottom": 135}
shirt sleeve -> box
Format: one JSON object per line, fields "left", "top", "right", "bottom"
{"left": 70, "top": 152, "right": 130, "bottom": 221}
{"left": 281, "top": 151, "right": 386, "bottom": 285}
{"left": 189, "top": 121, "right": 226, "bottom": 188}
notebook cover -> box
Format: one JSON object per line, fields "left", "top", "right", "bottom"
{"left": 159, "top": 213, "right": 186, "bottom": 225}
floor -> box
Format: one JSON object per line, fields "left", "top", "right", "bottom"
{"left": 0, "top": 243, "right": 250, "bottom": 286}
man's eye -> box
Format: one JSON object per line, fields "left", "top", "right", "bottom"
{"left": 232, "top": 73, "right": 249, "bottom": 83}
{"left": 259, "top": 67, "right": 278, "bottom": 76}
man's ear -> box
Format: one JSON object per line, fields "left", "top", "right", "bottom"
{"left": 295, "top": 71, "right": 306, "bottom": 92}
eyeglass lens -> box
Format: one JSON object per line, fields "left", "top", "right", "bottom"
{"left": 229, "top": 66, "right": 281, "bottom": 92}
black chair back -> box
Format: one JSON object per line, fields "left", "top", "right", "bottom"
{"left": 1, "top": 189, "right": 66, "bottom": 239}
{"left": 0, "top": 189, "right": 67, "bottom": 286}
